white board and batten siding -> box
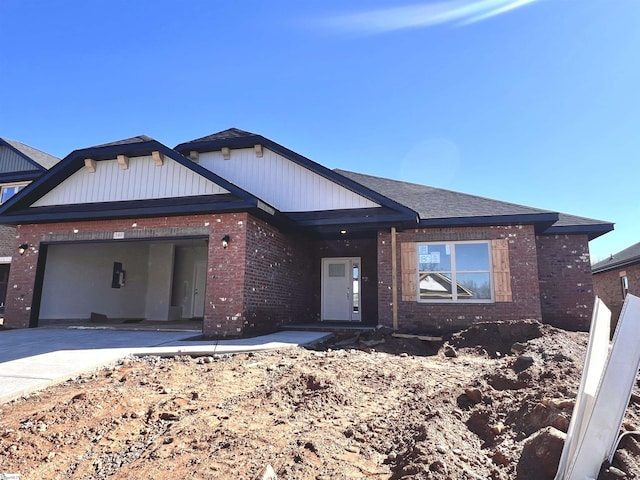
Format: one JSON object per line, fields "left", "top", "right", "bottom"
{"left": 32, "top": 155, "right": 230, "bottom": 207}
{"left": 198, "top": 148, "right": 380, "bottom": 212}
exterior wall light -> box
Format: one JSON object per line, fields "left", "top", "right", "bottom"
{"left": 18, "top": 243, "right": 29, "bottom": 255}
{"left": 221, "top": 235, "right": 231, "bottom": 249}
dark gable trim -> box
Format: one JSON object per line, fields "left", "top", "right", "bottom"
{"left": 175, "top": 135, "right": 419, "bottom": 223}
{"left": 0, "top": 170, "right": 43, "bottom": 183}
{"left": 0, "top": 139, "right": 47, "bottom": 172}
{"left": 0, "top": 139, "right": 272, "bottom": 221}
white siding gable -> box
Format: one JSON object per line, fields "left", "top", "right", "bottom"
{"left": 198, "top": 148, "right": 379, "bottom": 212}
{"left": 33, "top": 155, "right": 229, "bottom": 207}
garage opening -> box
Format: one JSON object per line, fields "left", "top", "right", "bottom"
{"left": 36, "top": 238, "right": 208, "bottom": 327}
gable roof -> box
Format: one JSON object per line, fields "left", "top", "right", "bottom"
{"left": 0, "top": 129, "right": 614, "bottom": 240}
{"left": 0, "top": 138, "right": 60, "bottom": 170}
{"left": 0, "top": 138, "right": 60, "bottom": 183}
{"left": 91, "top": 135, "right": 155, "bottom": 148}
{"left": 592, "top": 241, "right": 640, "bottom": 273}
{"left": 176, "top": 129, "right": 419, "bottom": 228}
{"left": 336, "top": 169, "right": 613, "bottom": 239}
{"left": 0, "top": 136, "right": 275, "bottom": 224}
{"left": 185, "top": 128, "right": 255, "bottom": 143}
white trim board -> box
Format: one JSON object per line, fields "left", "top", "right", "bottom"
{"left": 554, "top": 297, "right": 611, "bottom": 480}
{"left": 562, "top": 294, "right": 640, "bottom": 479}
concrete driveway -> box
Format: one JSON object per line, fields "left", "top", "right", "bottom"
{"left": 0, "top": 328, "right": 331, "bottom": 404}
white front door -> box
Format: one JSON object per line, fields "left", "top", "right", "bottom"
{"left": 321, "top": 257, "right": 361, "bottom": 322}
{"left": 191, "top": 261, "right": 207, "bottom": 318}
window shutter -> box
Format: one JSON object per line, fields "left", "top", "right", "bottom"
{"left": 400, "top": 242, "right": 417, "bottom": 302}
{"left": 492, "top": 239, "right": 512, "bottom": 302}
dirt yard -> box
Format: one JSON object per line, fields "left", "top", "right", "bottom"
{"left": 1, "top": 320, "right": 639, "bottom": 479}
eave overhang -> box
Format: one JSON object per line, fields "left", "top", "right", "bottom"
{"left": 542, "top": 223, "right": 614, "bottom": 241}
{"left": 0, "top": 195, "right": 258, "bottom": 224}
{"left": 416, "top": 212, "right": 559, "bottom": 232}
{"left": 592, "top": 256, "right": 640, "bottom": 274}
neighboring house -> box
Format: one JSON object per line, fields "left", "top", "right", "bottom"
{"left": 592, "top": 241, "right": 640, "bottom": 322}
{"left": 0, "top": 129, "right": 613, "bottom": 336}
{"left": 0, "top": 138, "right": 59, "bottom": 312}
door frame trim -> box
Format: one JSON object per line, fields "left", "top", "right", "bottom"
{"left": 320, "top": 256, "right": 362, "bottom": 322}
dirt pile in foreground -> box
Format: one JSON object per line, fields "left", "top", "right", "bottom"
{"left": 1, "top": 320, "right": 639, "bottom": 479}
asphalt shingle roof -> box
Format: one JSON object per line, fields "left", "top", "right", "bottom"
{"left": 592, "top": 241, "right": 640, "bottom": 273}
{"left": 90, "top": 135, "right": 155, "bottom": 149}
{"left": 335, "top": 169, "right": 552, "bottom": 220}
{"left": 1, "top": 138, "right": 60, "bottom": 169}
{"left": 187, "top": 128, "right": 256, "bottom": 143}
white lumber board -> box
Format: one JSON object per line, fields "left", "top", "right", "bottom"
{"left": 554, "top": 297, "right": 611, "bottom": 480}
{"left": 566, "top": 294, "right": 640, "bottom": 480}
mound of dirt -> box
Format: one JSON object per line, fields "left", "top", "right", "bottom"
{"left": 1, "top": 320, "right": 638, "bottom": 479}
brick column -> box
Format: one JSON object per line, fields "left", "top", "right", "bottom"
{"left": 204, "top": 213, "right": 248, "bottom": 337}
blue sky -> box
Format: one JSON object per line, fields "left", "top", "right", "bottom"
{"left": 1, "top": 0, "right": 638, "bottom": 262}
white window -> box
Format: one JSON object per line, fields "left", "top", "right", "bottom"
{"left": 0, "top": 183, "right": 27, "bottom": 204}
{"left": 621, "top": 275, "right": 629, "bottom": 299}
{"left": 417, "top": 241, "right": 493, "bottom": 302}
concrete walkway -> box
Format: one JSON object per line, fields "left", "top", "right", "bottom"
{"left": 0, "top": 328, "right": 332, "bottom": 404}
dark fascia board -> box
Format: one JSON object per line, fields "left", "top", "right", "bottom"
{"left": 0, "top": 139, "right": 48, "bottom": 172}
{"left": 175, "top": 134, "right": 419, "bottom": 222}
{"left": 416, "top": 212, "right": 559, "bottom": 230}
{"left": 0, "top": 198, "right": 257, "bottom": 224}
{"left": 0, "top": 170, "right": 44, "bottom": 183}
{"left": 291, "top": 212, "right": 416, "bottom": 228}
{"left": 542, "top": 223, "right": 614, "bottom": 241}
{"left": 0, "top": 139, "right": 273, "bottom": 219}
{"left": 592, "top": 256, "right": 640, "bottom": 274}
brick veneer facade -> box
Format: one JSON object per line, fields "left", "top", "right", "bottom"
{"left": 5, "top": 212, "right": 315, "bottom": 337}
{"left": 536, "top": 234, "right": 594, "bottom": 331}
{"left": 243, "top": 216, "right": 315, "bottom": 334}
{"left": 378, "top": 225, "right": 543, "bottom": 333}
{"left": 4, "top": 212, "right": 600, "bottom": 336}
{"left": 593, "top": 262, "right": 640, "bottom": 325}
{"left": 311, "top": 237, "right": 379, "bottom": 325}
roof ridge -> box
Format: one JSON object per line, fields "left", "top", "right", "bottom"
{"left": 185, "top": 128, "right": 258, "bottom": 144}
{"left": 88, "top": 135, "right": 155, "bottom": 149}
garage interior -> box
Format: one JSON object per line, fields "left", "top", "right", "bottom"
{"left": 35, "top": 238, "right": 208, "bottom": 328}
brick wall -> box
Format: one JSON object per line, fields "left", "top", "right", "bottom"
{"left": 4, "top": 213, "right": 317, "bottom": 337}
{"left": 378, "top": 225, "right": 542, "bottom": 333}
{"left": 312, "top": 237, "right": 378, "bottom": 324}
{"left": 204, "top": 213, "right": 249, "bottom": 337}
{"left": 536, "top": 234, "right": 594, "bottom": 331}
{"left": 593, "top": 262, "right": 640, "bottom": 326}
{"left": 243, "top": 217, "right": 315, "bottom": 334}
{"left": 5, "top": 214, "right": 230, "bottom": 328}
